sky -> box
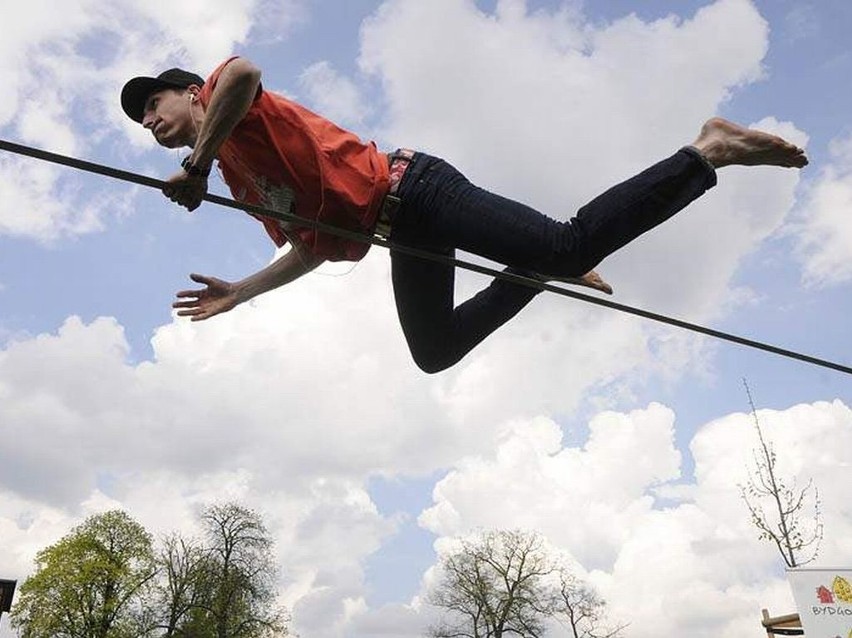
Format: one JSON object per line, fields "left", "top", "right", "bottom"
{"left": 1, "top": 1, "right": 851, "bottom": 637}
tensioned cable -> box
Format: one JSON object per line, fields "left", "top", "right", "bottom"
{"left": 2, "top": 138, "right": 850, "bottom": 376}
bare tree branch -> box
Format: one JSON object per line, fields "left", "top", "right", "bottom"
{"left": 738, "top": 379, "right": 823, "bottom": 568}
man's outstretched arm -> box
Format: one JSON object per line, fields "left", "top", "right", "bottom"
{"left": 173, "top": 245, "right": 325, "bottom": 321}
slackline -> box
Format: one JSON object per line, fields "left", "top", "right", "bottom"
{"left": 2, "top": 138, "right": 850, "bottom": 376}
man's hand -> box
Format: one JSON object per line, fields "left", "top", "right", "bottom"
{"left": 163, "top": 170, "right": 208, "bottom": 212}
{"left": 173, "top": 273, "right": 240, "bottom": 321}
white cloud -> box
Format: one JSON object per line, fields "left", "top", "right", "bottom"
{"left": 413, "top": 400, "right": 852, "bottom": 638}
{"left": 0, "top": 0, "right": 98, "bottom": 127}
{"left": 349, "top": 602, "right": 428, "bottom": 638}
{"left": 0, "top": 157, "right": 123, "bottom": 241}
{"left": 299, "top": 61, "right": 372, "bottom": 129}
{"left": 793, "top": 132, "right": 852, "bottom": 286}
{"left": 419, "top": 406, "right": 683, "bottom": 568}
{"left": 16, "top": 98, "right": 79, "bottom": 159}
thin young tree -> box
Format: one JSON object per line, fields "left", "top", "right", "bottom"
{"left": 739, "top": 380, "right": 823, "bottom": 567}
{"left": 552, "top": 569, "right": 626, "bottom": 638}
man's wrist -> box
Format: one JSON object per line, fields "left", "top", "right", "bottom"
{"left": 232, "top": 279, "right": 255, "bottom": 304}
{"left": 181, "top": 155, "right": 212, "bottom": 178}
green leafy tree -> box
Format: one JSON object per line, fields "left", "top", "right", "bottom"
{"left": 11, "top": 510, "right": 157, "bottom": 638}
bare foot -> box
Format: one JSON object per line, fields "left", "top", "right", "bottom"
{"left": 539, "top": 270, "right": 613, "bottom": 295}
{"left": 692, "top": 117, "right": 808, "bottom": 169}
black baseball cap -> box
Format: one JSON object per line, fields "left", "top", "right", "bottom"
{"left": 121, "top": 68, "right": 205, "bottom": 123}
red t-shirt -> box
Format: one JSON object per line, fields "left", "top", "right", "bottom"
{"left": 198, "top": 57, "right": 390, "bottom": 261}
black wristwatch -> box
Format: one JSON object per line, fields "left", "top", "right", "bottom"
{"left": 181, "top": 156, "right": 211, "bottom": 178}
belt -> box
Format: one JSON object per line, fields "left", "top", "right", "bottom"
{"left": 375, "top": 148, "right": 416, "bottom": 238}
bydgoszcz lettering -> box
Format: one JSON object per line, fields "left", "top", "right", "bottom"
{"left": 812, "top": 606, "right": 852, "bottom": 616}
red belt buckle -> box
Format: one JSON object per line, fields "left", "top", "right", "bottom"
{"left": 388, "top": 148, "right": 415, "bottom": 195}
{"left": 376, "top": 149, "right": 415, "bottom": 238}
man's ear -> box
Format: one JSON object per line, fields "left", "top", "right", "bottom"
{"left": 187, "top": 84, "right": 202, "bottom": 101}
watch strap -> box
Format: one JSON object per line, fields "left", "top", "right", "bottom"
{"left": 181, "top": 156, "right": 211, "bottom": 177}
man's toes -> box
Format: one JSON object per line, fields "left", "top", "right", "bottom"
{"left": 583, "top": 272, "right": 613, "bottom": 294}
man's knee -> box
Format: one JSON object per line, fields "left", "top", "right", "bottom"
{"left": 409, "top": 345, "right": 455, "bottom": 374}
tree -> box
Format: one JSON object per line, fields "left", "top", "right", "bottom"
{"left": 739, "top": 380, "right": 823, "bottom": 567}
{"left": 194, "top": 503, "right": 289, "bottom": 638}
{"left": 154, "top": 533, "right": 210, "bottom": 637}
{"left": 13, "top": 503, "right": 289, "bottom": 638}
{"left": 552, "top": 569, "right": 626, "bottom": 638}
{"left": 428, "top": 530, "right": 555, "bottom": 638}
{"left": 428, "top": 530, "right": 625, "bottom": 638}
{"left": 11, "top": 510, "right": 157, "bottom": 638}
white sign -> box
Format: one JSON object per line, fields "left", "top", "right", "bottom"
{"left": 787, "top": 568, "right": 852, "bottom": 638}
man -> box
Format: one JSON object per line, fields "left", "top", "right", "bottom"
{"left": 121, "top": 56, "right": 807, "bottom": 373}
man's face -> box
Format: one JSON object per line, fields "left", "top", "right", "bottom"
{"left": 141, "top": 88, "right": 195, "bottom": 148}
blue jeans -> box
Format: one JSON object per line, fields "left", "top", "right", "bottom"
{"left": 389, "top": 147, "right": 717, "bottom": 373}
